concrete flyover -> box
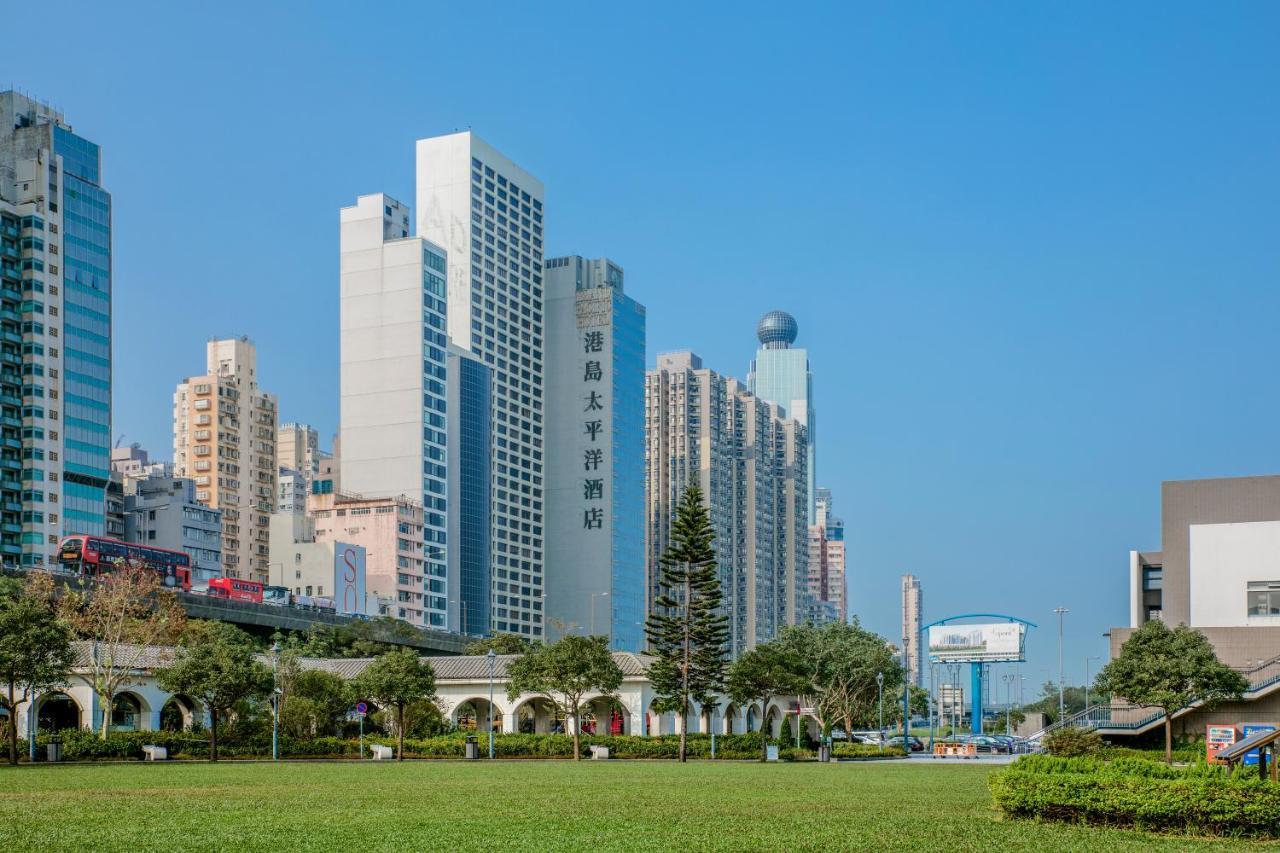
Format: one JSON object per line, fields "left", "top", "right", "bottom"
{"left": 177, "top": 593, "right": 471, "bottom": 655}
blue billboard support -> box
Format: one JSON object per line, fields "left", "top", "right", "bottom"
{"left": 971, "top": 663, "right": 983, "bottom": 735}
{"left": 919, "top": 613, "right": 1037, "bottom": 738}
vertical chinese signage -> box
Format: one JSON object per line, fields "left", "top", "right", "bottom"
{"left": 581, "top": 319, "right": 608, "bottom": 534}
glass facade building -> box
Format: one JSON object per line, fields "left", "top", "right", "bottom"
{"left": 609, "top": 285, "right": 646, "bottom": 652}
{"left": 748, "top": 310, "right": 815, "bottom": 519}
{"left": 55, "top": 126, "right": 112, "bottom": 536}
{"left": 449, "top": 345, "right": 492, "bottom": 637}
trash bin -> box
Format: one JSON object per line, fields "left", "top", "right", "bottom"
{"left": 46, "top": 735, "right": 62, "bottom": 763}
{"left": 465, "top": 735, "right": 479, "bottom": 760}
{"left": 818, "top": 744, "right": 830, "bottom": 763}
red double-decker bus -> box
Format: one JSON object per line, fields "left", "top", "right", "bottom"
{"left": 57, "top": 535, "right": 192, "bottom": 592}
{"left": 206, "top": 577, "right": 264, "bottom": 604}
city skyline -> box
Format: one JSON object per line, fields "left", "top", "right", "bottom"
{"left": 10, "top": 2, "right": 1280, "bottom": 681}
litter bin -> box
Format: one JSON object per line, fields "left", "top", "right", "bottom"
{"left": 818, "top": 744, "right": 830, "bottom": 763}
{"left": 46, "top": 735, "right": 62, "bottom": 763}
{"left": 465, "top": 735, "right": 479, "bottom": 760}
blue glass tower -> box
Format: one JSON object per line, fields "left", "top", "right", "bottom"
{"left": 448, "top": 344, "right": 492, "bottom": 637}
{"left": 748, "top": 310, "right": 815, "bottom": 518}
{"left": 55, "top": 125, "right": 112, "bottom": 536}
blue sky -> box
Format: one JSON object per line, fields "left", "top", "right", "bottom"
{"left": 12, "top": 1, "right": 1280, "bottom": 697}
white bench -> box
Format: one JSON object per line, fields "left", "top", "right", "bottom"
{"left": 141, "top": 745, "right": 167, "bottom": 761}
{"left": 370, "top": 744, "right": 394, "bottom": 760}
{"left": 588, "top": 745, "right": 609, "bottom": 760}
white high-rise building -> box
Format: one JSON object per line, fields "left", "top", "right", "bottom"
{"left": 749, "top": 310, "right": 816, "bottom": 518}
{"left": 902, "top": 573, "right": 924, "bottom": 687}
{"left": 338, "top": 192, "right": 450, "bottom": 629}
{"left": 417, "top": 132, "right": 547, "bottom": 639}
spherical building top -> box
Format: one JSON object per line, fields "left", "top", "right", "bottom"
{"left": 756, "top": 310, "right": 798, "bottom": 348}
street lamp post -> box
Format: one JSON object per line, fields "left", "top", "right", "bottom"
{"left": 1053, "top": 607, "right": 1068, "bottom": 721}
{"left": 875, "top": 671, "right": 884, "bottom": 751}
{"left": 590, "top": 591, "right": 610, "bottom": 635}
{"left": 271, "top": 641, "right": 281, "bottom": 762}
{"left": 487, "top": 649, "right": 497, "bottom": 760}
{"left": 901, "top": 641, "right": 910, "bottom": 756}
{"left": 1084, "top": 655, "right": 1101, "bottom": 714}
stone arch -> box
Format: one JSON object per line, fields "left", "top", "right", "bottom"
{"left": 451, "top": 697, "right": 501, "bottom": 734}
{"left": 746, "top": 703, "right": 760, "bottom": 733}
{"left": 160, "top": 694, "right": 202, "bottom": 732}
{"left": 37, "top": 692, "right": 82, "bottom": 732}
{"left": 646, "top": 699, "right": 672, "bottom": 736}
{"left": 110, "top": 691, "right": 152, "bottom": 732}
{"left": 763, "top": 703, "right": 783, "bottom": 740}
{"left": 722, "top": 703, "right": 738, "bottom": 735}
{"left": 583, "top": 696, "right": 630, "bottom": 735}
{"left": 512, "top": 697, "right": 560, "bottom": 734}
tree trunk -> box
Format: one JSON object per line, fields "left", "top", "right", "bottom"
{"left": 759, "top": 695, "right": 770, "bottom": 763}
{"left": 679, "top": 695, "right": 688, "bottom": 763}
{"left": 5, "top": 686, "right": 17, "bottom": 766}
{"left": 1164, "top": 715, "right": 1172, "bottom": 765}
{"left": 99, "top": 689, "right": 112, "bottom": 739}
{"left": 397, "top": 705, "right": 405, "bottom": 761}
{"left": 209, "top": 709, "right": 219, "bottom": 762}
{"left": 573, "top": 723, "right": 581, "bottom": 761}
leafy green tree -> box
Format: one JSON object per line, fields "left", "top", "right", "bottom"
{"left": 778, "top": 713, "right": 794, "bottom": 746}
{"left": 727, "top": 642, "right": 808, "bottom": 761}
{"left": 353, "top": 649, "right": 437, "bottom": 760}
{"left": 0, "top": 574, "right": 73, "bottom": 764}
{"left": 155, "top": 621, "right": 271, "bottom": 761}
{"left": 283, "top": 669, "right": 354, "bottom": 738}
{"left": 645, "top": 485, "right": 730, "bottom": 762}
{"left": 465, "top": 633, "right": 536, "bottom": 656}
{"left": 1096, "top": 619, "right": 1248, "bottom": 763}
{"left": 776, "top": 620, "right": 902, "bottom": 738}
{"left": 506, "top": 635, "right": 623, "bottom": 760}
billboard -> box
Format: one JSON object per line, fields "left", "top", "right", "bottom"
{"left": 334, "top": 543, "right": 367, "bottom": 616}
{"left": 927, "top": 622, "right": 1025, "bottom": 663}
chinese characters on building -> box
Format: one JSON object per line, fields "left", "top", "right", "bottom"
{"left": 583, "top": 328, "right": 605, "bottom": 530}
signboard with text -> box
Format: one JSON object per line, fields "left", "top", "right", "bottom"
{"left": 334, "top": 543, "right": 367, "bottom": 616}
{"left": 927, "top": 622, "right": 1025, "bottom": 663}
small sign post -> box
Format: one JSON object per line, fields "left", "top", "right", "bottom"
{"left": 356, "top": 702, "right": 368, "bottom": 759}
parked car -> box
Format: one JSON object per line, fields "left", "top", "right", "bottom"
{"left": 958, "top": 734, "right": 1011, "bottom": 754}
{"left": 885, "top": 735, "right": 925, "bottom": 752}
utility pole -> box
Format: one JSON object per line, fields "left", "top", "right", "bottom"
{"left": 1054, "top": 607, "right": 1068, "bottom": 721}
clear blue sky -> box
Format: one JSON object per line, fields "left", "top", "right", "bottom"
{"left": 13, "top": 1, "right": 1280, "bottom": 698}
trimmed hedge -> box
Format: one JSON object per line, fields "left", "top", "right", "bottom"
{"left": 832, "top": 742, "right": 907, "bottom": 761}
{"left": 32, "top": 730, "right": 776, "bottom": 761}
{"left": 990, "top": 755, "right": 1280, "bottom": 838}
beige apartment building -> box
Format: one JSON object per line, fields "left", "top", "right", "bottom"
{"left": 645, "top": 351, "right": 808, "bottom": 658}
{"left": 173, "top": 338, "right": 277, "bottom": 582}
{"left": 806, "top": 487, "right": 847, "bottom": 625}
{"left": 308, "top": 490, "right": 430, "bottom": 627}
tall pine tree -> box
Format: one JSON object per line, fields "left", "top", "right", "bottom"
{"left": 645, "top": 484, "right": 729, "bottom": 762}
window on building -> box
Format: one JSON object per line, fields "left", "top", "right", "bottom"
{"left": 1247, "top": 581, "right": 1280, "bottom": 617}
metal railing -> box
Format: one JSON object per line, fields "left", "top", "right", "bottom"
{"left": 1028, "top": 652, "right": 1280, "bottom": 741}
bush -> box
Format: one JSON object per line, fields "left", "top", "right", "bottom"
{"left": 991, "top": 755, "right": 1279, "bottom": 837}
{"left": 1042, "top": 727, "right": 1103, "bottom": 757}
{"left": 832, "top": 742, "right": 906, "bottom": 761}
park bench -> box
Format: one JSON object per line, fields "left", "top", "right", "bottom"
{"left": 370, "top": 744, "right": 394, "bottom": 760}
{"left": 588, "top": 745, "right": 609, "bottom": 760}
{"left": 141, "top": 745, "right": 168, "bottom": 761}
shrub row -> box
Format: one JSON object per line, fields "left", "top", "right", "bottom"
{"left": 832, "top": 742, "right": 907, "bottom": 761}
{"left": 34, "top": 730, "right": 788, "bottom": 761}
{"left": 990, "top": 755, "right": 1280, "bottom": 838}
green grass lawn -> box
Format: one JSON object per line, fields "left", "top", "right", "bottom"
{"left": 0, "top": 760, "right": 1265, "bottom": 851}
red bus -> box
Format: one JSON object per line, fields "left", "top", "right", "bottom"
{"left": 206, "top": 577, "right": 264, "bottom": 604}
{"left": 57, "top": 535, "right": 192, "bottom": 592}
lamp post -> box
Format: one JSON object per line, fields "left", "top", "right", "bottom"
{"left": 590, "top": 591, "right": 609, "bottom": 635}
{"left": 271, "top": 640, "right": 281, "bottom": 762}
{"left": 1002, "top": 673, "right": 1012, "bottom": 735}
{"left": 1084, "top": 655, "right": 1101, "bottom": 714}
{"left": 901, "top": 641, "right": 910, "bottom": 756}
{"left": 875, "top": 671, "right": 884, "bottom": 751}
{"left": 1053, "top": 607, "right": 1068, "bottom": 721}
{"left": 487, "top": 649, "right": 497, "bottom": 760}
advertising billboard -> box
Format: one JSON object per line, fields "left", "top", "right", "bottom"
{"left": 334, "top": 543, "right": 367, "bottom": 616}
{"left": 1241, "top": 723, "right": 1277, "bottom": 767}
{"left": 927, "top": 622, "right": 1025, "bottom": 663}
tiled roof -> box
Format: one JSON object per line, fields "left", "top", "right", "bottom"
{"left": 70, "top": 642, "right": 177, "bottom": 671}
{"left": 298, "top": 652, "right": 655, "bottom": 681}
{"left": 69, "top": 642, "right": 655, "bottom": 682}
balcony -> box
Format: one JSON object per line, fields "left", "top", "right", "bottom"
{"left": 193, "top": 399, "right": 211, "bottom": 410}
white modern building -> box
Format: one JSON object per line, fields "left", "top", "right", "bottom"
{"left": 544, "top": 256, "right": 646, "bottom": 651}
{"left": 646, "top": 351, "right": 809, "bottom": 657}
{"left": 901, "top": 573, "right": 923, "bottom": 687}
{"left": 748, "top": 310, "right": 816, "bottom": 518}
{"left": 267, "top": 512, "right": 370, "bottom": 616}
{"left": 417, "top": 132, "right": 547, "bottom": 640}
{"left": 338, "top": 192, "right": 449, "bottom": 629}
